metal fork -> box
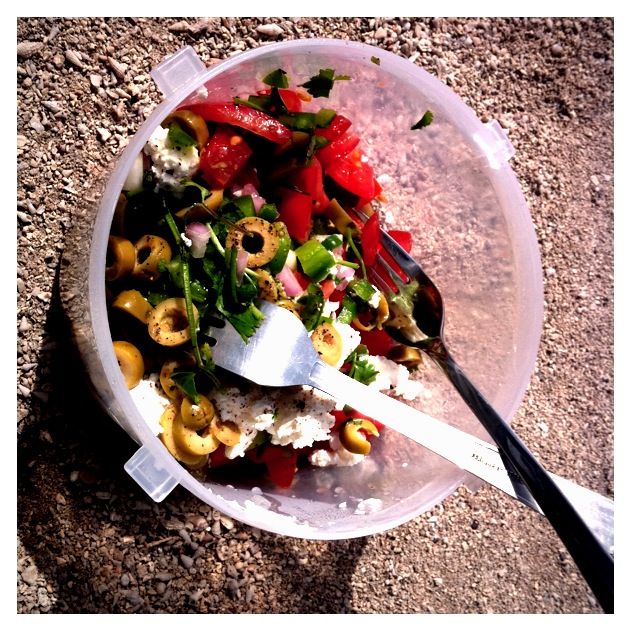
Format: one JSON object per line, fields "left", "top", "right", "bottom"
{"left": 206, "top": 300, "right": 613, "bottom": 612}
{"left": 352, "top": 212, "right": 613, "bottom": 612}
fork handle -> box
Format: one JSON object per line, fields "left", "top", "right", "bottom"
{"left": 439, "top": 353, "right": 614, "bottom": 613}
{"left": 308, "top": 358, "right": 613, "bottom": 613}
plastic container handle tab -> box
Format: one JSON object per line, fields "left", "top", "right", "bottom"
{"left": 150, "top": 45, "right": 206, "bottom": 97}
{"left": 124, "top": 445, "right": 181, "bottom": 502}
{"left": 473, "top": 119, "right": 516, "bottom": 168}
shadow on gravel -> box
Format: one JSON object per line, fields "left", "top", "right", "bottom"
{"left": 17, "top": 268, "right": 367, "bottom": 613}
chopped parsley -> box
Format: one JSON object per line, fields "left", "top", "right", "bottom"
{"left": 299, "top": 68, "right": 350, "bottom": 99}
{"left": 344, "top": 345, "right": 379, "bottom": 385}
{"left": 411, "top": 110, "right": 434, "bottom": 130}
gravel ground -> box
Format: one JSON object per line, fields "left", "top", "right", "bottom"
{"left": 16, "top": 17, "right": 614, "bottom": 614}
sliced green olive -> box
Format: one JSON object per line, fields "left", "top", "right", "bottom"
{"left": 276, "top": 299, "right": 301, "bottom": 319}
{"left": 311, "top": 322, "right": 343, "bottom": 366}
{"left": 147, "top": 298, "right": 198, "bottom": 347}
{"left": 111, "top": 193, "right": 128, "bottom": 236}
{"left": 159, "top": 357, "right": 195, "bottom": 400}
{"left": 211, "top": 415, "right": 242, "bottom": 447}
{"left": 162, "top": 109, "right": 210, "bottom": 147}
{"left": 256, "top": 269, "right": 279, "bottom": 302}
{"left": 180, "top": 394, "right": 215, "bottom": 431}
{"left": 352, "top": 291, "right": 389, "bottom": 332}
{"left": 323, "top": 198, "right": 361, "bottom": 238}
{"left": 159, "top": 405, "right": 209, "bottom": 467}
{"left": 112, "top": 289, "right": 153, "bottom": 324}
{"left": 173, "top": 413, "right": 221, "bottom": 456}
{"left": 105, "top": 235, "right": 136, "bottom": 281}
{"left": 225, "top": 217, "right": 280, "bottom": 268}
{"left": 112, "top": 340, "right": 144, "bottom": 390}
{"left": 386, "top": 345, "right": 424, "bottom": 370}
{"left": 132, "top": 234, "right": 172, "bottom": 282}
{"left": 339, "top": 419, "right": 380, "bottom": 456}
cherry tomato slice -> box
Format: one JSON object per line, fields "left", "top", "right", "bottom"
{"left": 275, "top": 186, "right": 314, "bottom": 243}
{"left": 258, "top": 88, "right": 303, "bottom": 113}
{"left": 199, "top": 124, "right": 252, "bottom": 189}
{"left": 262, "top": 445, "right": 297, "bottom": 489}
{"left": 388, "top": 230, "right": 413, "bottom": 253}
{"left": 315, "top": 114, "right": 352, "bottom": 142}
{"left": 360, "top": 212, "right": 381, "bottom": 267}
{"left": 186, "top": 102, "right": 293, "bottom": 144}
{"left": 326, "top": 152, "right": 375, "bottom": 200}
{"left": 317, "top": 131, "right": 360, "bottom": 168}
{"left": 285, "top": 157, "right": 329, "bottom": 213}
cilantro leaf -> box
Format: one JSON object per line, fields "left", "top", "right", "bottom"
{"left": 411, "top": 110, "right": 434, "bottom": 130}
{"left": 262, "top": 68, "right": 290, "bottom": 89}
{"left": 371, "top": 56, "right": 381, "bottom": 66}
{"left": 299, "top": 68, "right": 350, "bottom": 99}
{"left": 344, "top": 345, "right": 379, "bottom": 385}
{"left": 223, "top": 303, "right": 265, "bottom": 342}
{"left": 170, "top": 368, "right": 200, "bottom": 403}
{"left": 167, "top": 123, "right": 197, "bottom": 148}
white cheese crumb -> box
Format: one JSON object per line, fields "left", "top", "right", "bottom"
{"left": 129, "top": 373, "right": 171, "bottom": 435}
{"left": 143, "top": 124, "right": 200, "bottom": 195}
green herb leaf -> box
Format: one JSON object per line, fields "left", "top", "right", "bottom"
{"left": 370, "top": 56, "right": 381, "bottom": 66}
{"left": 167, "top": 123, "right": 197, "bottom": 148}
{"left": 411, "top": 110, "right": 434, "bottom": 130}
{"left": 170, "top": 368, "right": 200, "bottom": 403}
{"left": 299, "top": 68, "right": 350, "bottom": 99}
{"left": 344, "top": 345, "right": 379, "bottom": 385}
{"left": 298, "top": 283, "right": 325, "bottom": 331}
{"left": 262, "top": 68, "right": 290, "bottom": 89}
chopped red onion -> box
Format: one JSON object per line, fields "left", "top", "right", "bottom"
{"left": 232, "top": 182, "right": 266, "bottom": 214}
{"left": 185, "top": 222, "right": 211, "bottom": 258}
{"left": 235, "top": 248, "right": 249, "bottom": 283}
{"left": 276, "top": 264, "right": 304, "bottom": 297}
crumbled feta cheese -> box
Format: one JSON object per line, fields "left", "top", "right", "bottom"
{"left": 332, "top": 321, "right": 362, "bottom": 369}
{"left": 143, "top": 124, "right": 200, "bottom": 195}
{"left": 212, "top": 385, "right": 337, "bottom": 458}
{"left": 366, "top": 354, "right": 424, "bottom": 400}
{"left": 129, "top": 373, "right": 171, "bottom": 435}
{"left": 309, "top": 433, "right": 366, "bottom": 468}
{"left": 354, "top": 498, "right": 383, "bottom": 515}
{"left": 367, "top": 286, "right": 382, "bottom": 308}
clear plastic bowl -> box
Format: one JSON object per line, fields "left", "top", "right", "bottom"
{"left": 60, "top": 40, "right": 543, "bottom": 539}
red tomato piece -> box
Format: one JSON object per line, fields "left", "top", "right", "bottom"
{"left": 359, "top": 327, "right": 396, "bottom": 358}
{"left": 276, "top": 186, "right": 314, "bottom": 243}
{"left": 186, "top": 102, "right": 292, "bottom": 144}
{"left": 258, "top": 88, "right": 303, "bottom": 113}
{"left": 361, "top": 212, "right": 381, "bottom": 267}
{"left": 315, "top": 114, "right": 352, "bottom": 142}
{"left": 388, "top": 230, "right": 413, "bottom": 253}
{"left": 320, "top": 279, "right": 336, "bottom": 301}
{"left": 207, "top": 444, "right": 231, "bottom": 468}
{"left": 356, "top": 178, "right": 383, "bottom": 208}
{"left": 262, "top": 445, "right": 297, "bottom": 489}
{"left": 317, "top": 131, "right": 360, "bottom": 168}
{"left": 199, "top": 124, "right": 253, "bottom": 189}
{"left": 331, "top": 408, "right": 385, "bottom": 433}
{"left": 285, "top": 157, "right": 329, "bottom": 213}
{"left": 326, "top": 151, "right": 375, "bottom": 200}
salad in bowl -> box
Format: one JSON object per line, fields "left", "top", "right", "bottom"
{"left": 105, "top": 64, "right": 431, "bottom": 489}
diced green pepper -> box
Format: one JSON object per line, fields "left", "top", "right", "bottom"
{"left": 320, "top": 234, "right": 343, "bottom": 251}
{"left": 258, "top": 203, "right": 279, "bottom": 222}
{"left": 266, "top": 222, "right": 292, "bottom": 274}
{"left": 315, "top": 108, "right": 337, "bottom": 128}
{"left": 277, "top": 112, "right": 317, "bottom": 133}
{"left": 295, "top": 239, "right": 335, "bottom": 283}
{"left": 347, "top": 278, "right": 375, "bottom": 302}
{"left": 233, "top": 194, "right": 256, "bottom": 217}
